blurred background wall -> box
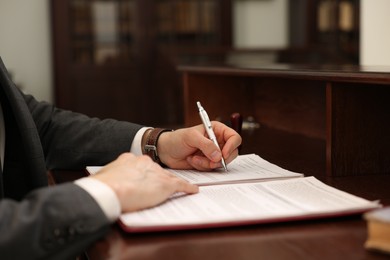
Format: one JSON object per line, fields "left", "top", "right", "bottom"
{"left": 0, "top": 0, "right": 53, "bottom": 102}
{"left": 0, "top": 0, "right": 288, "bottom": 104}
{"left": 360, "top": 0, "right": 390, "bottom": 66}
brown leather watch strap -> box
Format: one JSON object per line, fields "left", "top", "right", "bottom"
{"left": 144, "top": 128, "right": 172, "bottom": 163}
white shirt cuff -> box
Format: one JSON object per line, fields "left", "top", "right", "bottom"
{"left": 130, "top": 127, "right": 151, "bottom": 155}
{"left": 74, "top": 127, "right": 151, "bottom": 222}
{"left": 74, "top": 177, "right": 121, "bottom": 223}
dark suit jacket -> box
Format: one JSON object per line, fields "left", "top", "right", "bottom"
{"left": 0, "top": 57, "right": 143, "bottom": 259}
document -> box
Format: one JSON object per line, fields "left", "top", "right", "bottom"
{"left": 86, "top": 154, "right": 381, "bottom": 233}
{"left": 87, "top": 154, "right": 303, "bottom": 185}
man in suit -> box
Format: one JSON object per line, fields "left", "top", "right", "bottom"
{"left": 0, "top": 57, "right": 241, "bottom": 259}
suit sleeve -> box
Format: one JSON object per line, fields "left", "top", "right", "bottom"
{"left": 0, "top": 183, "right": 111, "bottom": 259}
{"left": 23, "top": 93, "right": 144, "bottom": 170}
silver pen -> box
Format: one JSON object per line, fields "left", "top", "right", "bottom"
{"left": 197, "top": 101, "right": 228, "bottom": 171}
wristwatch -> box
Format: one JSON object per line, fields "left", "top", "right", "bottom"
{"left": 144, "top": 128, "right": 172, "bottom": 163}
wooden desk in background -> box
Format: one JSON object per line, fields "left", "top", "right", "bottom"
{"left": 180, "top": 63, "right": 390, "bottom": 177}
{"left": 51, "top": 63, "right": 390, "bottom": 259}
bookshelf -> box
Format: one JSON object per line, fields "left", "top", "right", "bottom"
{"left": 286, "top": 0, "right": 360, "bottom": 64}
{"left": 316, "top": 0, "right": 359, "bottom": 63}
{"left": 51, "top": 0, "right": 232, "bottom": 126}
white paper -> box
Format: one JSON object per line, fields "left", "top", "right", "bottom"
{"left": 86, "top": 154, "right": 303, "bottom": 185}
{"left": 168, "top": 154, "right": 303, "bottom": 185}
{"left": 119, "top": 177, "right": 380, "bottom": 228}
{"left": 86, "top": 154, "right": 380, "bottom": 231}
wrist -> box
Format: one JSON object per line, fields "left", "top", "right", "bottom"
{"left": 142, "top": 128, "right": 172, "bottom": 164}
{"left": 141, "top": 128, "right": 153, "bottom": 154}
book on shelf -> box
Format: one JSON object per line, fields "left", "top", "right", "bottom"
{"left": 86, "top": 154, "right": 381, "bottom": 233}
{"left": 156, "top": 1, "right": 216, "bottom": 35}
{"left": 364, "top": 207, "right": 390, "bottom": 255}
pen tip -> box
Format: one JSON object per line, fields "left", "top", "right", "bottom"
{"left": 221, "top": 159, "right": 228, "bottom": 172}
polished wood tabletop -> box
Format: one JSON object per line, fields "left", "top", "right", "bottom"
{"left": 86, "top": 216, "right": 389, "bottom": 260}
{"left": 79, "top": 171, "right": 390, "bottom": 260}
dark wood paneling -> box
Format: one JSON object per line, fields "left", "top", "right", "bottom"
{"left": 181, "top": 64, "right": 390, "bottom": 177}
{"left": 331, "top": 83, "right": 390, "bottom": 176}
{"left": 183, "top": 74, "right": 255, "bottom": 127}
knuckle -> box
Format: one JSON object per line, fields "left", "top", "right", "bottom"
{"left": 139, "top": 154, "right": 153, "bottom": 162}
{"left": 172, "top": 177, "right": 185, "bottom": 187}
{"left": 119, "top": 152, "right": 134, "bottom": 160}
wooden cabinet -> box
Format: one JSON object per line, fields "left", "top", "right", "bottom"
{"left": 180, "top": 63, "right": 390, "bottom": 177}
{"left": 51, "top": 0, "right": 232, "bottom": 126}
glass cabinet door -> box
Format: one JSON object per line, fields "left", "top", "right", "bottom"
{"left": 156, "top": 0, "right": 219, "bottom": 46}
{"left": 52, "top": 0, "right": 231, "bottom": 125}
{"left": 70, "top": 0, "right": 137, "bottom": 65}
{"left": 69, "top": 0, "right": 228, "bottom": 65}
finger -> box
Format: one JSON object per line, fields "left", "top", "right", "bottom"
{"left": 186, "top": 155, "right": 221, "bottom": 171}
{"left": 172, "top": 178, "right": 199, "bottom": 194}
{"left": 204, "top": 122, "right": 242, "bottom": 163}
{"left": 162, "top": 169, "right": 179, "bottom": 178}
{"left": 180, "top": 126, "right": 223, "bottom": 163}
{"left": 212, "top": 125, "right": 242, "bottom": 162}
{"left": 222, "top": 148, "right": 239, "bottom": 165}
{"left": 219, "top": 130, "right": 242, "bottom": 151}
{"left": 186, "top": 155, "right": 210, "bottom": 171}
{"left": 221, "top": 137, "right": 241, "bottom": 159}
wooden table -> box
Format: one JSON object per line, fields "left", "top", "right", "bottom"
{"left": 85, "top": 218, "right": 388, "bottom": 260}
